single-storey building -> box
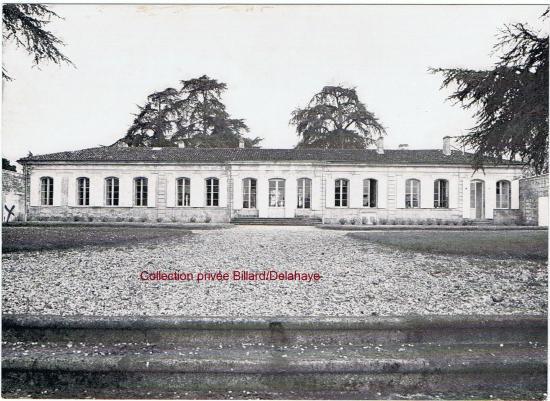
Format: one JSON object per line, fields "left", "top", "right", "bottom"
{"left": 17, "top": 137, "right": 524, "bottom": 224}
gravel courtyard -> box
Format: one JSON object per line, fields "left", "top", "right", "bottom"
{"left": 2, "top": 226, "right": 547, "bottom": 316}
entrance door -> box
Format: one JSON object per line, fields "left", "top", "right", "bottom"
{"left": 268, "top": 179, "right": 285, "bottom": 217}
{"left": 470, "top": 180, "right": 485, "bottom": 219}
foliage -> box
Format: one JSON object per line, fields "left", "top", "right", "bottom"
{"left": 431, "top": 16, "right": 549, "bottom": 174}
{"left": 120, "top": 75, "right": 262, "bottom": 148}
{"left": 2, "top": 158, "right": 17, "bottom": 172}
{"left": 290, "top": 86, "right": 385, "bottom": 149}
{"left": 2, "top": 4, "right": 72, "bottom": 80}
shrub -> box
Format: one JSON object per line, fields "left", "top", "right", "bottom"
{"left": 443, "top": 219, "right": 451, "bottom": 225}
{"left": 205, "top": 215, "right": 212, "bottom": 223}
{"left": 72, "top": 216, "right": 81, "bottom": 222}
{"left": 170, "top": 216, "right": 177, "bottom": 223}
{"left": 371, "top": 218, "right": 378, "bottom": 225}
{"left": 435, "top": 218, "right": 443, "bottom": 225}
{"left": 116, "top": 217, "right": 124, "bottom": 222}
{"left": 128, "top": 217, "right": 135, "bottom": 222}
{"left": 417, "top": 219, "right": 424, "bottom": 225}
{"left": 338, "top": 217, "right": 348, "bottom": 225}
{"left": 87, "top": 216, "right": 94, "bottom": 222}
{"left": 190, "top": 216, "right": 197, "bottom": 223}
{"left": 100, "top": 216, "right": 109, "bottom": 222}
{"left": 379, "top": 218, "right": 387, "bottom": 225}
{"left": 388, "top": 219, "right": 396, "bottom": 225}
{"left": 426, "top": 218, "right": 434, "bottom": 226}
{"left": 157, "top": 217, "right": 163, "bottom": 223}
{"left": 452, "top": 220, "right": 459, "bottom": 226}
{"left": 406, "top": 218, "right": 414, "bottom": 225}
{"left": 361, "top": 217, "right": 369, "bottom": 225}
{"left": 140, "top": 216, "right": 148, "bottom": 223}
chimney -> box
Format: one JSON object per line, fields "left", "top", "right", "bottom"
{"left": 443, "top": 136, "right": 451, "bottom": 156}
{"left": 239, "top": 138, "right": 245, "bottom": 149}
{"left": 177, "top": 140, "right": 186, "bottom": 148}
{"left": 398, "top": 144, "right": 409, "bottom": 150}
{"left": 376, "top": 137, "right": 384, "bottom": 154}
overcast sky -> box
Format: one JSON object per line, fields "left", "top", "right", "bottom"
{"left": 2, "top": 4, "right": 547, "bottom": 163}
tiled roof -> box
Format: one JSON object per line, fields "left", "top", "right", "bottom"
{"left": 18, "top": 147, "right": 521, "bottom": 166}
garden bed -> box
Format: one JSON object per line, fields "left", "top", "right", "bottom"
{"left": 2, "top": 225, "right": 194, "bottom": 253}
{"left": 319, "top": 224, "right": 546, "bottom": 231}
{"left": 348, "top": 230, "right": 548, "bottom": 261}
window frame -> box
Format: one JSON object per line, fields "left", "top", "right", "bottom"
{"left": 76, "top": 177, "right": 90, "bottom": 206}
{"left": 433, "top": 179, "right": 449, "bottom": 209}
{"left": 297, "top": 178, "right": 312, "bottom": 209}
{"left": 105, "top": 177, "right": 120, "bottom": 206}
{"left": 134, "top": 177, "right": 148, "bottom": 207}
{"left": 405, "top": 178, "right": 421, "bottom": 209}
{"left": 205, "top": 177, "right": 220, "bottom": 207}
{"left": 495, "top": 180, "right": 511, "bottom": 209}
{"left": 242, "top": 178, "right": 257, "bottom": 209}
{"left": 334, "top": 179, "right": 349, "bottom": 208}
{"left": 176, "top": 177, "right": 191, "bottom": 207}
{"left": 40, "top": 176, "right": 54, "bottom": 206}
{"left": 363, "top": 178, "right": 377, "bottom": 208}
{"left": 268, "top": 178, "right": 286, "bottom": 207}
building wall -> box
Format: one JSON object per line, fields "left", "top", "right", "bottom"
{"left": 519, "top": 174, "right": 549, "bottom": 226}
{"left": 24, "top": 162, "right": 523, "bottom": 223}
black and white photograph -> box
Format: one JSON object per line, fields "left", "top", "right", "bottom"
{"left": 1, "top": 2, "right": 548, "bottom": 399}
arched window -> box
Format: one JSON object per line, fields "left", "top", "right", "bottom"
{"left": 297, "top": 178, "right": 311, "bottom": 209}
{"left": 40, "top": 177, "right": 54, "bottom": 206}
{"left": 363, "top": 179, "right": 377, "bottom": 208}
{"left": 405, "top": 179, "right": 420, "bottom": 208}
{"left": 105, "top": 177, "right": 119, "bottom": 206}
{"left": 77, "top": 177, "right": 90, "bottom": 206}
{"left": 335, "top": 179, "right": 349, "bottom": 207}
{"left": 496, "top": 180, "right": 511, "bottom": 209}
{"left": 206, "top": 178, "right": 219, "bottom": 207}
{"left": 269, "top": 179, "right": 285, "bottom": 207}
{"left": 242, "top": 178, "right": 257, "bottom": 208}
{"left": 134, "top": 177, "right": 148, "bottom": 207}
{"left": 433, "top": 179, "right": 449, "bottom": 208}
{"left": 176, "top": 177, "right": 191, "bottom": 207}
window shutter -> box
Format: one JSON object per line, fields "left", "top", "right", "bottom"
{"left": 462, "top": 179, "right": 470, "bottom": 218}
{"left": 326, "top": 177, "right": 335, "bottom": 207}
{"left": 420, "top": 177, "right": 432, "bottom": 209}
{"left": 511, "top": 179, "right": 519, "bottom": 209}
{"left": 377, "top": 178, "right": 387, "bottom": 208}
{"left": 449, "top": 177, "right": 458, "bottom": 209}
{"left": 396, "top": 177, "right": 405, "bottom": 208}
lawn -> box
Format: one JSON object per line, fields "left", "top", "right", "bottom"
{"left": 2, "top": 226, "right": 193, "bottom": 253}
{"left": 348, "top": 230, "right": 548, "bottom": 261}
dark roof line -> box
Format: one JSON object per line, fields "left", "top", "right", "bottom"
{"left": 18, "top": 147, "right": 523, "bottom": 166}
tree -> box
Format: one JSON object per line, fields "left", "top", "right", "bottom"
{"left": 120, "top": 75, "right": 262, "bottom": 148}
{"left": 290, "top": 86, "right": 385, "bottom": 149}
{"left": 2, "top": 4, "right": 73, "bottom": 81}
{"left": 2, "top": 158, "right": 17, "bottom": 172}
{"left": 431, "top": 16, "right": 548, "bottom": 174}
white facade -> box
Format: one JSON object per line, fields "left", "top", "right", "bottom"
{"left": 25, "top": 159, "right": 523, "bottom": 223}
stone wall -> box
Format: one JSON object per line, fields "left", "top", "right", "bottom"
{"left": 2, "top": 170, "right": 25, "bottom": 221}
{"left": 519, "top": 175, "right": 549, "bottom": 225}
{"left": 493, "top": 209, "right": 521, "bottom": 225}
{"left": 28, "top": 206, "right": 230, "bottom": 223}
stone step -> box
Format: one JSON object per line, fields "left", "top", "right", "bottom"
{"left": 232, "top": 217, "right": 322, "bottom": 226}
{"left": 1, "top": 315, "right": 546, "bottom": 399}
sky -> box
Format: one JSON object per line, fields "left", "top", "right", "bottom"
{"left": 1, "top": 4, "right": 547, "bottom": 164}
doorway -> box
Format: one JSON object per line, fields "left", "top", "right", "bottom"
{"left": 470, "top": 180, "right": 485, "bottom": 219}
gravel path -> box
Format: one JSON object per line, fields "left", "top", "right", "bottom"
{"left": 2, "top": 226, "right": 547, "bottom": 316}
